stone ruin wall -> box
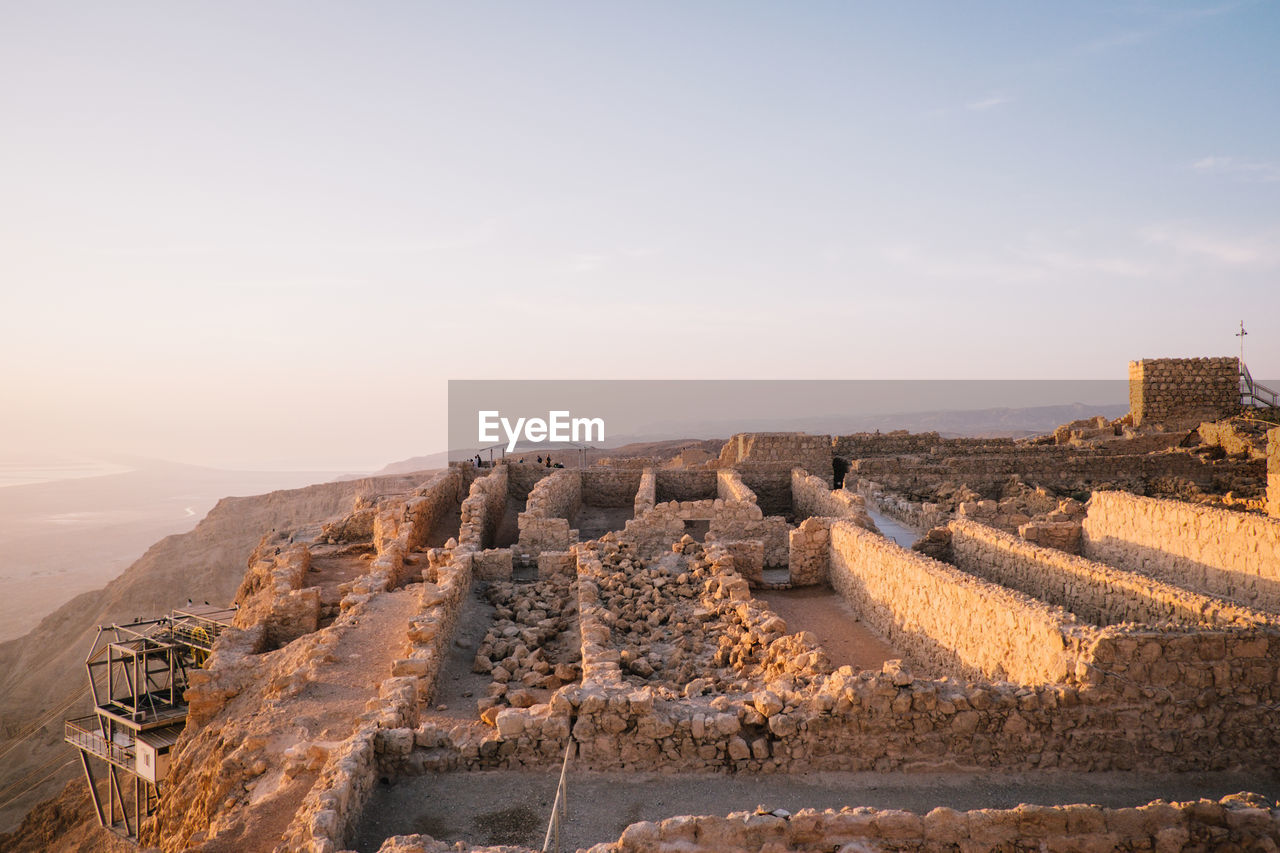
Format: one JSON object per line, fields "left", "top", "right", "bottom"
{"left": 1269, "top": 426, "right": 1280, "bottom": 518}
{"left": 948, "top": 519, "right": 1266, "bottom": 629}
{"left": 524, "top": 467, "right": 582, "bottom": 521}
{"left": 517, "top": 468, "right": 582, "bottom": 556}
{"left": 787, "top": 517, "right": 830, "bottom": 586}
{"left": 373, "top": 468, "right": 466, "bottom": 553}
{"left": 1129, "top": 356, "right": 1239, "bottom": 426}
{"left": 232, "top": 543, "right": 319, "bottom": 649}
{"left": 504, "top": 459, "right": 552, "bottom": 499}
{"left": 1082, "top": 490, "right": 1280, "bottom": 614}
{"left": 826, "top": 520, "right": 1093, "bottom": 685}
{"left": 719, "top": 433, "right": 834, "bottom": 511}
{"left": 619, "top": 497, "right": 787, "bottom": 567}
{"left": 654, "top": 468, "right": 718, "bottom": 503}
{"left": 575, "top": 795, "right": 1280, "bottom": 853}
{"left": 848, "top": 447, "right": 1251, "bottom": 497}
{"left": 458, "top": 465, "right": 508, "bottom": 549}
{"left": 716, "top": 468, "right": 756, "bottom": 503}
{"left": 945, "top": 520, "right": 1280, "bottom": 709}
{"left": 634, "top": 467, "right": 656, "bottom": 516}
{"left": 832, "top": 431, "right": 1019, "bottom": 458}
{"left": 582, "top": 468, "right": 644, "bottom": 507}
{"left": 1197, "top": 419, "right": 1268, "bottom": 459}
{"left": 791, "top": 468, "right": 869, "bottom": 521}
{"left": 718, "top": 432, "right": 833, "bottom": 477}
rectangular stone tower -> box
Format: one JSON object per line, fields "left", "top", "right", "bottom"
{"left": 1128, "top": 357, "right": 1239, "bottom": 426}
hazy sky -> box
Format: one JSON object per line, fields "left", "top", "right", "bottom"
{"left": 2, "top": 2, "right": 1277, "bottom": 470}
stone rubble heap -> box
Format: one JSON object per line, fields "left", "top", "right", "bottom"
{"left": 472, "top": 576, "right": 581, "bottom": 718}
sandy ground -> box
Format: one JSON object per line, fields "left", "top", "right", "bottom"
{"left": 352, "top": 767, "right": 1280, "bottom": 852}
{"left": 755, "top": 586, "right": 901, "bottom": 671}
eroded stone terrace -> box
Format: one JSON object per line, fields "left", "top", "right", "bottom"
{"left": 138, "top": 421, "right": 1280, "bottom": 853}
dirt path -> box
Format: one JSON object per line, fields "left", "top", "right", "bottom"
{"left": 424, "top": 585, "right": 495, "bottom": 720}
{"left": 865, "top": 508, "right": 919, "bottom": 548}
{"left": 755, "top": 586, "right": 901, "bottom": 671}
{"left": 353, "top": 767, "right": 1280, "bottom": 852}
{"left": 199, "top": 587, "right": 422, "bottom": 853}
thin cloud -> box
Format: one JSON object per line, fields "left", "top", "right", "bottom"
{"left": 1141, "top": 224, "right": 1278, "bottom": 267}
{"left": 924, "top": 93, "right": 1014, "bottom": 118}
{"left": 1192, "top": 156, "right": 1280, "bottom": 183}
{"left": 1081, "top": 2, "right": 1244, "bottom": 53}
{"left": 966, "top": 95, "right": 1012, "bottom": 112}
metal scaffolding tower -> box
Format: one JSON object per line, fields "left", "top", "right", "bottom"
{"left": 64, "top": 604, "right": 235, "bottom": 842}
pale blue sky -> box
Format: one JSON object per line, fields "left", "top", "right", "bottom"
{"left": 2, "top": 2, "right": 1277, "bottom": 469}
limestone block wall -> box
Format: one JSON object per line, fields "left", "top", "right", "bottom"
{"left": 620, "top": 498, "right": 768, "bottom": 559}
{"left": 232, "top": 543, "right": 320, "bottom": 649}
{"left": 716, "top": 468, "right": 757, "bottom": 503}
{"left": 518, "top": 468, "right": 582, "bottom": 555}
{"left": 1017, "top": 520, "right": 1081, "bottom": 554}
{"left": 1082, "top": 490, "right": 1280, "bottom": 613}
{"left": 582, "top": 468, "right": 644, "bottom": 507}
{"left": 413, "top": 643, "right": 1280, "bottom": 777}
{"left": 788, "top": 517, "right": 830, "bottom": 586}
{"left": 634, "top": 468, "right": 656, "bottom": 516}
{"left": 742, "top": 516, "right": 790, "bottom": 567}
{"left": 537, "top": 549, "right": 574, "bottom": 580}
{"left": 583, "top": 796, "right": 1280, "bottom": 853}
{"left": 1198, "top": 419, "right": 1267, "bottom": 459}
{"left": 832, "top": 431, "right": 1020, "bottom": 458}
{"left": 472, "top": 548, "right": 513, "bottom": 581}
{"left": 371, "top": 468, "right": 465, "bottom": 553}
{"left": 1086, "top": 623, "right": 1280, "bottom": 705}
{"left": 717, "top": 432, "right": 833, "bottom": 485}
{"left": 791, "top": 468, "right": 872, "bottom": 522}
{"left": 737, "top": 463, "right": 800, "bottom": 516}
{"left": 850, "top": 449, "right": 1231, "bottom": 496}
{"left": 517, "top": 516, "right": 576, "bottom": 556}
{"left": 704, "top": 535, "right": 765, "bottom": 584}
{"left": 504, "top": 460, "right": 552, "bottom": 499}
{"left": 1269, "top": 427, "right": 1280, "bottom": 518}
{"left": 523, "top": 467, "right": 582, "bottom": 522}
{"left": 949, "top": 519, "right": 1266, "bottom": 629}
{"left": 458, "top": 465, "right": 508, "bottom": 549}
{"left": 827, "top": 520, "right": 1093, "bottom": 684}
{"left": 1130, "top": 356, "right": 1239, "bottom": 426}
{"left": 655, "top": 469, "right": 717, "bottom": 503}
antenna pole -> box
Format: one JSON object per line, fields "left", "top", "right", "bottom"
{"left": 1236, "top": 320, "right": 1248, "bottom": 365}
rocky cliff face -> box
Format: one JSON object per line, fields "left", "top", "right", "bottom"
{"left": 0, "top": 472, "right": 428, "bottom": 839}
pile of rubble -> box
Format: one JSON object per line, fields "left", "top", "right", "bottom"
{"left": 590, "top": 536, "right": 830, "bottom": 697}
{"left": 471, "top": 576, "right": 580, "bottom": 717}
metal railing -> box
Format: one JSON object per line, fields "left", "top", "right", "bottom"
{"left": 1241, "top": 363, "right": 1280, "bottom": 409}
{"left": 65, "top": 717, "right": 133, "bottom": 771}
{"left": 541, "top": 739, "right": 572, "bottom": 853}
